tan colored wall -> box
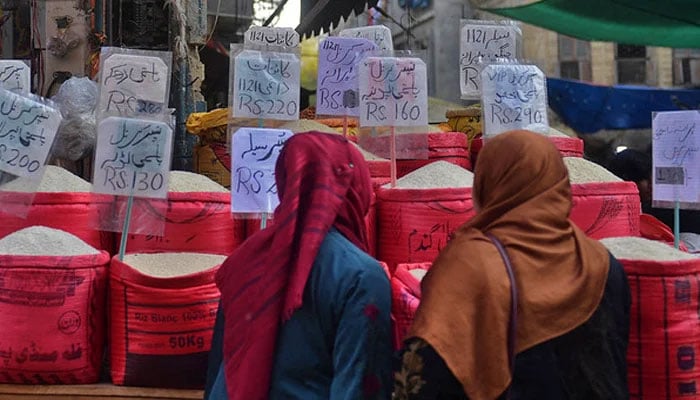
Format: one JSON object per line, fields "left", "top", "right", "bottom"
{"left": 651, "top": 47, "right": 674, "bottom": 87}
{"left": 590, "top": 42, "right": 616, "bottom": 85}
{"left": 520, "top": 23, "right": 559, "bottom": 76}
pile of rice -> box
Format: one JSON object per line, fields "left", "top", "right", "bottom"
{"left": 0, "top": 226, "right": 100, "bottom": 256}
{"left": 352, "top": 143, "right": 387, "bottom": 161}
{"left": 387, "top": 161, "right": 474, "bottom": 189}
{"left": 123, "top": 252, "right": 226, "bottom": 278}
{"left": 0, "top": 165, "right": 91, "bottom": 192}
{"left": 409, "top": 268, "right": 428, "bottom": 281}
{"left": 564, "top": 157, "right": 622, "bottom": 184}
{"left": 168, "top": 171, "right": 228, "bottom": 193}
{"left": 600, "top": 237, "right": 698, "bottom": 261}
{"left": 279, "top": 119, "right": 338, "bottom": 134}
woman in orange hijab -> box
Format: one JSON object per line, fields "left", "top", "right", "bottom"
{"left": 393, "top": 130, "right": 630, "bottom": 399}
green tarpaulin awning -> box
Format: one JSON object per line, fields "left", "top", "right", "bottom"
{"left": 474, "top": 0, "right": 700, "bottom": 48}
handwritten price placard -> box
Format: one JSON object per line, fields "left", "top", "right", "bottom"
{"left": 358, "top": 57, "right": 428, "bottom": 127}
{"left": 93, "top": 117, "right": 173, "bottom": 198}
{"left": 231, "top": 127, "right": 292, "bottom": 213}
{"left": 652, "top": 110, "right": 700, "bottom": 209}
{"left": 0, "top": 89, "right": 62, "bottom": 177}
{"left": 0, "top": 61, "right": 30, "bottom": 95}
{"left": 245, "top": 26, "right": 300, "bottom": 50}
{"left": 232, "top": 50, "right": 300, "bottom": 121}
{"left": 460, "top": 21, "right": 519, "bottom": 99}
{"left": 98, "top": 53, "right": 170, "bottom": 118}
{"left": 316, "top": 37, "right": 376, "bottom": 117}
{"left": 340, "top": 25, "right": 393, "bottom": 52}
{"left": 481, "top": 64, "right": 548, "bottom": 137}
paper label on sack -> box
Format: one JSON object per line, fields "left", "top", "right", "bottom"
{"left": 93, "top": 117, "right": 173, "bottom": 199}
{"left": 0, "top": 60, "right": 30, "bottom": 95}
{"left": 340, "top": 25, "right": 393, "bottom": 52}
{"left": 231, "top": 127, "right": 293, "bottom": 214}
{"left": 481, "top": 64, "right": 548, "bottom": 137}
{"left": 652, "top": 110, "right": 700, "bottom": 209}
{"left": 232, "top": 50, "right": 300, "bottom": 121}
{"left": 460, "top": 23, "right": 518, "bottom": 99}
{"left": 98, "top": 54, "right": 169, "bottom": 118}
{"left": 0, "top": 89, "right": 62, "bottom": 177}
{"left": 245, "top": 26, "right": 300, "bottom": 50}
{"left": 316, "top": 37, "right": 377, "bottom": 117}
{"left": 358, "top": 57, "right": 428, "bottom": 127}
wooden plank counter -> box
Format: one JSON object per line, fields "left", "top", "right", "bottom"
{"left": 0, "top": 384, "right": 203, "bottom": 400}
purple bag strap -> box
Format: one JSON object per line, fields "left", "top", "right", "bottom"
{"left": 486, "top": 233, "right": 518, "bottom": 394}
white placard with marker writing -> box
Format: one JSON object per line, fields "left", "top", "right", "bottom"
{"left": 0, "top": 89, "right": 62, "bottom": 177}
{"left": 652, "top": 110, "right": 700, "bottom": 209}
{"left": 245, "top": 26, "right": 300, "bottom": 51}
{"left": 358, "top": 57, "right": 428, "bottom": 127}
{"left": 231, "top": 127, "right": 292, "bottom": 213}
{"left": 480, "top": 64, "right": 548, "bottom": 137}
{"left": 97, "top": 50, "right": 171, "bottom": 119}
{"left": 0, "top": 61, "right": 31, "bottom": 95}
{"left": 460, "top": 20, "right": 520, "bottom": 99}
{"left": 316, "top": 37, "right": 377, "bottom": 117}
{"left": 93, "top": 117, "right": 173, "bottom": 199}
{"left": 232, "top": 50, "right": 300, "bottom": 121}
{"left": 340, "top": 25, "right": 393, "bottom": 53}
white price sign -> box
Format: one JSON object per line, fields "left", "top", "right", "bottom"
{"left": 652, "top": 110, "right": 700, "bottom": 209}
{"left": 98, "top": 53, "right": 170, "bottom": 118}
{"left": 0, "top": 61, "right": 30, "bottom": 95}
{"left": 0, "top": 89, "right": 62, "bottom": 177}
{"left": 481, "top": 64, "right": 548, "bottom": 137}
{"left": 245, "top": 26, "right": 300, "bottom": 50}
{"left": 460, "top": 22, "right": 519, "bottom": 99}
{"left": 93, "top": 117, "right": 173, "bottom": 198}
{"left": 231, "top": 127, "right": 293, "bottom": 214}
{"left": 232, "top": 50, "right": 300, "bottom": 121}
{"left": 358, "top": 57, "right": 428, "bottom": 127}
{"left": 340, "top": 25, "right": 393, "bottom": 52}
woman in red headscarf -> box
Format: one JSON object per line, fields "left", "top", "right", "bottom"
{"left": 205, "top": 131, "right": 392, "bottom": 400}
{"left": 393, "top": 130, "right": 630, "bottom": 399}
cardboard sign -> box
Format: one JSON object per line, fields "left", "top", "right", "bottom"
{"left": 460, "top": 22, "right": 519, "bottom": 99}
{"left": 0, "top": 61, "right": 30, "bottom": 95}
{"left": 316, "top": 37, "right": 377, "bottom": 117}
{"left": 652, "top": 110, "right": 700, "bottom": 209}
{"left": 245, "top": 26, "right": 300, "bottom": 50}
{"left": 340, "top": 25, "right": 393, "bottom": 52}
{"left": 480, "top": 64, "right": 548, "bottom": 137}
{"left": 93, "top": 117, "right": 173, "bottom": 199}
{"left": 231, "top": 127, "right": 293, "bottom": 213}
{"left": 0, "top": 89, "right": 62, "bottom": 177}
{"left": 358, "top": 57, "right": 428, "bottom": 127}
{"left": 232, "top": 50, "right": 301, "bottom": 121}
{"left": 98, "top": 53, "right": 170, "bottom": 118}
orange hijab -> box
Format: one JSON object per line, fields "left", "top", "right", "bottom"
{"left": 409, "top": 130, "right": 610, "bottom": 400}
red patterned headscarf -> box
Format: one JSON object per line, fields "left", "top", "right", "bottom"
{"left": 215, "top": 131, "right": 372, "bottom": 400}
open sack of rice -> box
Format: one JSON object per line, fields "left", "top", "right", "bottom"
{"left": 119, "top": 170, "right": 244, "bottom": 255}
{"left": 601, "top": 236, "right": 700, "bottom": 399}
{"left": 0, "top": 165, "right": 114, "bottom": 252}
{"left": 471, "top": 127, "right": 583, "bottom": 165}
{"left": 0, "top": 226, "right": 110, "bottom": 384}
{"left": 376, "top": 162, "right": 476, "bottom": 273}
{"left": 110, "top": 252, "right": 224, "bottom": 389}
{"left": 564, "top": 157, "right": 640, "bottom": 239}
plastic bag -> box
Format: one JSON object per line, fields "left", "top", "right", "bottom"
{"left": 52, "top": 77, "right": 98, "bottom": 115}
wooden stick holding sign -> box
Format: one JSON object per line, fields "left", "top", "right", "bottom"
{"left": 651, "top": 110, "right": 700, "bottom": 249}
{"left": 316, "top": 37, "right": 377, "bottom": 138}
{"left": 358, "top": 57, "right": 429, "bottom": 187}
{"left": 92, "top": 117, "right": 173, "bottom": 260}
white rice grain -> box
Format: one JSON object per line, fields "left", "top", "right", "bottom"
{"left": 0, "top": 165, "right": 91, "bottom": 192}
{"left": 0, "top": 226, "right": 100, "bottom": 256}
{"left": 169, "top": 171, "right": 228, "bottom": 193}
{"left": 600, "top": 237, "right": 697, "bottom": 261}
{"left": 123, "top": 252, "right": 226, "bottom": 278}
{"left": 280, "top": 119, "right": 338, "bottom": 134}
{"left": 564, "top": 157, "right": 622, "bottom": 184}
{"left": 388, "top": 161, "right": 474, "bottom": 189}
{"left": 409, "top": 269, "right": 428, "bottom": 281}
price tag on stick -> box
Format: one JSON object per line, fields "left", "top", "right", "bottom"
{"left": 0, "top": 60, "right": 31, "bottom": 95}
{"left": 340, "top": 25, "right": 393, "bottom": 53}
{"left": 231, "top": 128, "right": 292, "bottom": 214}
{"left": 480, "top": 64, "right": 548, "bottom": 137}
{"left": 245, "top": 26, "right": 300, "bottom": 51}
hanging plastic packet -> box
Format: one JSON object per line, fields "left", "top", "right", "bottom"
{"left": 459, "top": 19, "right": 522, "bottom": 100}
{"left": 0, "top": 89, "right": 63, "bottom": 218}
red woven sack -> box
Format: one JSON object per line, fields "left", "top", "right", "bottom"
{"left": 639, "top": 214, "right": 689, "bottom": 252}
{"left": 110, "top": 255, "right": 221, "bottom": 389}
{"left": 376, "top": 187, "right": 475, "bottom": 273}
{"left": 0, "top": 252, "right": 110, "bottom": 384}
{"left": 0, "top": 193, "right": 115, "bottom": 253}
{"left": 391, "top": 263, "right": 431, "bottom": 350}
{"left": 396, "top": 132, "right": 472, "bottom": 177}
{"left": 569, "top": 182, "right": 641, "bottom": 239}
{"left": 621, "top": 255, "right": 700, "bottom": 399}
{"left": 118, "top": 192, "right": 244, "bottom": 255}
{"left": 367, "top": 159, "right": 391, "bottom": 189}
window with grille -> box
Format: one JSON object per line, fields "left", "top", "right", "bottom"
{"left": 558, "top": 35, "right": 591, "bottom": 81}
{"left": 616, "top": 45, "right": 647, "bottom": 84}
{"left": 673, "top": 48, "right": 700, "bottom": 86}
